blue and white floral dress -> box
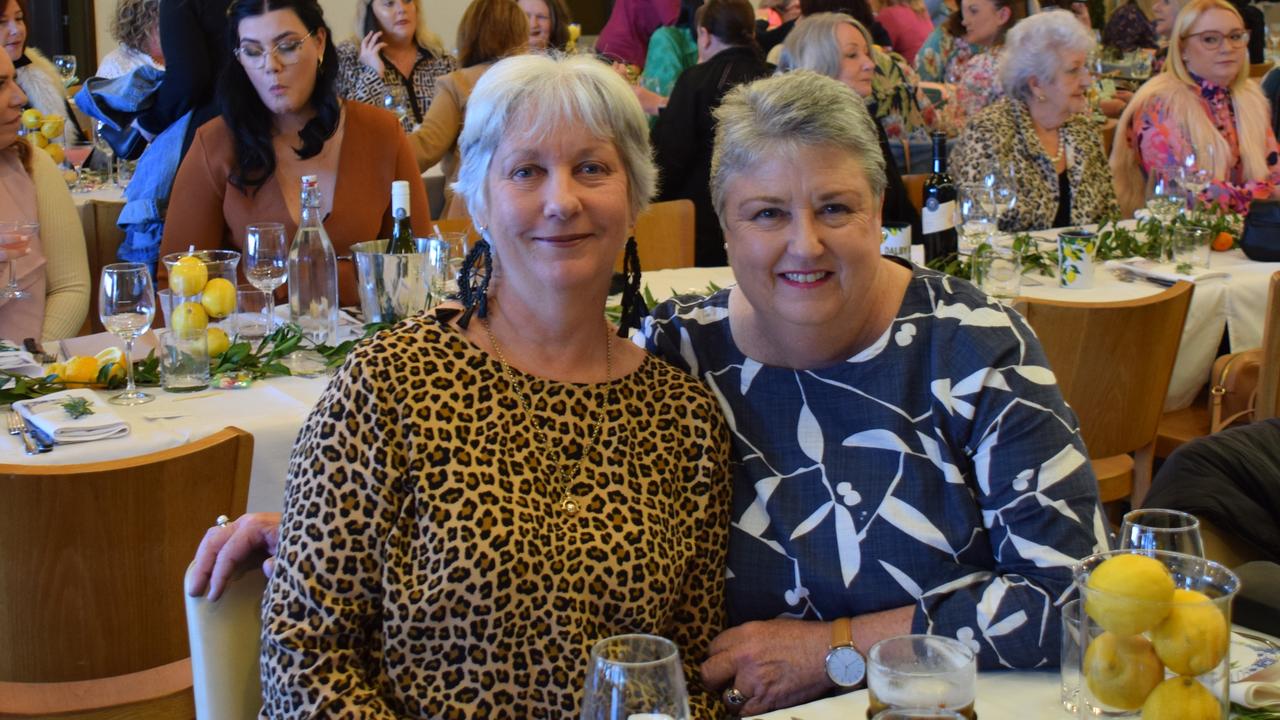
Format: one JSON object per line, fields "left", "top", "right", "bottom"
{"left": 640, "top": 264, "right": 1108, "bottom": 669}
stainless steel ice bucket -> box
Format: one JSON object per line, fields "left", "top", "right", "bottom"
{"left": 351, "top": 238, "right": 448, "bottom": 324}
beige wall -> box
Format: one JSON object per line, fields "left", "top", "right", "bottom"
{"left": 94, "top": 0, "right": 467, "bottom": 62}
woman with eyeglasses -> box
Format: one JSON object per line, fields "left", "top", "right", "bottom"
{"left": 335, "top": 0, "right": 456, "bottom": 133}
{"left": 1111, "top": 0, "right": 1280, "bottom": 217}
{"left": 952, "top": 11, "right": 1117, "bottom": 232}
{"left": 157, "top": 0, "right": 431, "bottom": 307}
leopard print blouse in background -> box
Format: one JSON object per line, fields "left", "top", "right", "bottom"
{"left": 952, "top": 96, "right": 1120, "bottom": 232}
{"left": 336, "top": 42, "right": 457, "bottom": 132}
{"left": 260, "top": 311, "right": 731, "bottom": 719}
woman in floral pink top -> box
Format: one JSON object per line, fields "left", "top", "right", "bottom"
{"left": 915, "top": 0, "right": 1021, "bottom": 127}
{"left": 1111, "top": 0, "right": 1279, "bottom": 216}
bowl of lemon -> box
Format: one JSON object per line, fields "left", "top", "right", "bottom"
{"left": 158, "top": 250, "right": 240, "bottom": 392}
{"left": 1073, "top": 549, "right": 1239, "bottom": 719}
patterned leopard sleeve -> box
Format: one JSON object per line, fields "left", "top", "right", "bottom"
{"left": 260, "top": 340, "right": 409, "bottom": 718}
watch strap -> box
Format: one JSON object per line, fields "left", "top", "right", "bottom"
{"left": 830, "top": 617, "right": 854, "bottom": 650}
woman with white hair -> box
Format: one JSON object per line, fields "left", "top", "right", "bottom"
{"left": 1112, "top": 0, "right": 1279, "bottom": 216}
{"left": 953, "top": 10, "right": 1117, "bottom": 231}
{"left": 259, "top": 51, "right": 730, "bottom": 717}
{"left": 335, "top": 0, "right": 456, "bottom": 132}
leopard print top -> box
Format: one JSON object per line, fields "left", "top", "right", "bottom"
{"left": 260, "top": 312, "right": 731, "bottom": 719}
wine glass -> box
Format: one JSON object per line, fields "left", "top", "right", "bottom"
{"left": 1119, "top": 508, "right": 1205, "bottom": 557}
{"left": 1145, "top": 166, "right": 1188, "bottom": 225}
{"left": 99, "top": 262, "right": 155, "bottom": 406}
{"left": 958, "top": 185, "right": 996, "bottom": 254}
{"left": 64, "top": 141, "right": 95, "bottom": 191}
{"left": 1182, "top": 146, "right": 1215, "bottom": 211}
{"left": 94, "top": 121, "right": 116, "bottom": 187}
{"left": 0, "top": 221, "right": 37, "bottom": 300}
{"left": 580, "top": 634, "right": 691, "bottom": 720}
{"left": 382, "top": 83, "right": 413, "bottom": 131}
{"left": 245, "top": 223, "right": 289, "bottom": 331}
{"left": 52, "top": 55, "right": 76, "bottom": 85}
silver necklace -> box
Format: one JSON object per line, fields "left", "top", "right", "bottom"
{"left": 482, "top": 318, "right": 613, "bottom": 516}
{"left": 1049, "top": 128, "right": 1066, "bottom": 167}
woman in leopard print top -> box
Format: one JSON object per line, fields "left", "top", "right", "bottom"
{"left": 952, "top": 12, "right": 1118, "bottom": 231}
{"left": 335, "top": 0, "right": 457, "bottom": 132}
{"left": 260, "top": 53, "right": 731, "bottom": 718}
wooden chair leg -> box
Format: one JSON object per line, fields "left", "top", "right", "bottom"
{"left": 1131, "top": 443, "right": 1155, "bottom": 509}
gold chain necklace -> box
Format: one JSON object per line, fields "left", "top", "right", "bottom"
{"left": 482, "top": 318, "right": 613, "bottom": 517}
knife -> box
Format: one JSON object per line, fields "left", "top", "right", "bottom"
{"left": 15, "top": 413, "right": 52, "bottom": 453}
{"left": 22, "top": 337, "right": 54, "bottom": 364}
{"left": 26, "top": 420, "right": 55, "bottom": 451}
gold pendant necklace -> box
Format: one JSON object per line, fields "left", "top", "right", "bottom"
{"left": 482, "top": 318, "right": 613, "bottom": 517}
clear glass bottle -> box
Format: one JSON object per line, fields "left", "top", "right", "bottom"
{"left": 288, "top": 174, "right": 338, "bottom": 345}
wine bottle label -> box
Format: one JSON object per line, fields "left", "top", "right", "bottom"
{"left": 922, "top": 199, "right": 957, "bottom": 235}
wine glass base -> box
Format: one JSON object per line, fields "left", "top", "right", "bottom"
{"left": 281, "top": 350, "right": 329, "bottom": 377}
{"left": 109, "top": 389, "right": 154, "bottom": 406}
{"left": 0, "top": 288, "right": 29, "bottom": 300}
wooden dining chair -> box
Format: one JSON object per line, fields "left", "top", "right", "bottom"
{"left": 902, "top": 174, "right": 927, "bottom": 215}
{"left": 1156, "top": 271, "right": 1280, "bottom": 455}
{"left": 1014, "top": 282, "right": 1193, "bottom": 511}
{"left": 618, "top": 199, "right": 696, "bottom": 271}
{"left": 1250, "top": 62, "right": 1274, "bottom": 78}
{"left": 0, "top": 427, "right": 253, "bottom": 718}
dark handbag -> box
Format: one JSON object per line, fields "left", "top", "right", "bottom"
{"left": 1240, "top": 200, "right": 1280, "bottom": 261}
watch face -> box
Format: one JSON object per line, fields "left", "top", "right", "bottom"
{"left": 825, "top": 646, "right": 866, "bottom": 687}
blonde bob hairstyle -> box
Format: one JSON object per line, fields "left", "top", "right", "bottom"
{"left": 1165, "top": 0, "right": 1249, "bottom": 89}
{"left": 353, "top": 0, "right": 445, "bottom": 57}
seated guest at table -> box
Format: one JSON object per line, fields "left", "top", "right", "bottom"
{"left": 876, "top": 0, "right": 933, "bottom": 64}
{"left": 0, "top": 49, "right": 89, "bottom": 341}
{"left": 98, "top": 0, "right": 165, "bottom": 79}
{"left": 258, "top": 53, "right": 730, "bottom": 717}
{"left": 947, "top": 0, "right": 1021, "bottom": 126}
{"left": 158, "top": 0, "right": 430, "bottom": 307}
{"left": 672, "top": 71, "right": 1103, "bottom": 714}
{"left": 596, "top": 0, "right": 680, "bottom": 68}
{"left": 1150, "top": 0, "right": 1191, "bottom": 73}
{"left": 189, "top": 70, "right": 1107, "bottom": 718}
{"left": 519, "top": 0, "right": 573, "bottom": 52}
{"left": 1102, "top": 0, "right": 1158, "bottom": 54}
{"left": 953, "top": 11, "right": 1118, "bottom": 231}
{"left": 407, "top": 0, "right": 526, "bottom": 218}
{"left": 913, "top": 0, "right": 976, "bottom": 82}
{"left": 632, "top": 0, "right": 703, "bottom": 117}
{"left": 779, "top": 13, "right": 919, "bottom": 235}
{"left": 1111, "top": 0, "right": 1280, "bottom": 217}
{"left": 1, "top": 0, "right": 86, "bottom": 143}
{"left": 654, "top": 0, "right": 772, "bottom": 267}
{"left": 335, "top": 0, "right": 456, "bottom": 134}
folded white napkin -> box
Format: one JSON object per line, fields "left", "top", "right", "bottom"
{"left": 15, "top": 389, "right": 130, "bottom": 443}
{"left": 0, "top": 348, "right": 43, "bottom": 376}
{"left": 1104, "top": 258, "right": 1230, "bottom": 284}
{"left": 1232, "top": 663, "right": 1280, "bottom": 709}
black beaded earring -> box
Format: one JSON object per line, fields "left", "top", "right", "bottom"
{"left": 457, "top": 230, "right": 493, "bottom": 329}
{"left": 617, "top": 236, "right": 647, "bottom": 338}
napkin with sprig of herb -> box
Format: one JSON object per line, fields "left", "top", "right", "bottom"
{"left": 15, "top": 389, "right": 128, "bottom": 443}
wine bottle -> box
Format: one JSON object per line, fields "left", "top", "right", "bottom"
{"left": 920, "top": 131, "right": 958, "bottom": 262}
{"left": 288, "top": 175, "right": 338, "bottom": 345}
{"left": 387, "top": 180, "right": 415, "bottom": 254}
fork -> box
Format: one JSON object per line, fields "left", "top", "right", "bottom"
{"left": 7, "top": 411, "right": 41, "bottom": 455}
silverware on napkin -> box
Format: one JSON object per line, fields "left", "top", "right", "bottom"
{"left": 7, "top": 411, "right": 50, "bottom": 454}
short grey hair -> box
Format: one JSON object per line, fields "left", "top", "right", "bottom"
{"left": 998, "top": 9, "right": 1095, "bottom": 101}
{"left": 776, "top": 12, "right": 871, "bottom": 79}
{"left": 711, "top": 71, "right": 887, "bottom": 220}
{"left": 453, "top": 53, "right": 657, "bottom": 223}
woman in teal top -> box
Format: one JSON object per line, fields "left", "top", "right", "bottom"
{"left": 634, "top": 0, "right": 702, "bottom": 120}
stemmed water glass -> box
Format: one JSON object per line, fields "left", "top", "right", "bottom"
{"left": 1119, "top": 508, "right": 1206, "bottom": 557}
{"left": 580, "top": 634, "right": 691, "bottom": 720}
{"left": 1146, "top": 166, "right": 1188, "bottom": 225}
{"left": 94, "top": 121, "right": 116, "bottom": 187}
{"left": 958, "top": 185, "right": 997, "bottom": 254}
{"left": 99, "top": 263, "right": 155, "bottom": 406}
{"left": 52, "top": 55, "right": 76, "bottom": 85}
{"left": 1183, "top": 146, "right": 1215, "bottom": 212}
{"left": 382, "top": 83, "right": 413, "bottom": 131}
{"left": 245, "top": 223, "right": 289, "bottom": 332}
{"left": 0, "top": 221, "right": 37, "bottom": 300}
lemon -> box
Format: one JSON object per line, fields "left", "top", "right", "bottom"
{"left": 169, "top": 255, "right": 209, "bottom": 297}
{"left": 1085, "top": 553, "right": 1175, "bottom": 635}
{"left": 1150, "top": 589, "right": 1228, "bottom": 676}
{"left": 44, "top": 143, "right": 64, "bottom": 165}
{"left": 43, "top": 361, "right": 65, "bottom": 379}
{"left": 95, "top": 347, "right": 126, "bottom": 382}
{"left": 206, "top": 327, "right": 230, "bottom": 357}
{"left": 200, "top": 277, "right": 236, "bottom": 319}
{"left": 62, "top": 355, "right": 101, "bottom": 385}
{"left": 30, "top": 132, "right": 47, "bottom": 148}
{"left": 21, "top": 108, "right": 42, "bottom": 130}
{"left": 39, "top": 116, "right": 64, "bottom": 140}
{"left": 170, "top": 301, "right": 209, "bottom": 334}
{"left": 1141, "top": 676, "right": 1220, "bottom": 720}
{"left": 1084, "top": 632, "right": 1165, "bottom": 710}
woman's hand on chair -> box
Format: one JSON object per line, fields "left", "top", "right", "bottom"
{"left": 186, "top": 512, "right": 282, "bottom": 601}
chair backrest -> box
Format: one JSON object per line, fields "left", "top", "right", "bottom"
{"left": 619, "top": 199, "right": 696, "bottom": 271}
{"left": 1258, "top": 271, "right": 1280, "bottom": 420}
{"left": 0, "top": 427, "right": 253, "bottom": 683}
{"left": 1251, "top": 62, "right": 1274, "bottom": 78}
{"left": 1100, "top": 120, "right": 1118, "bottom": 158}
{"left": 902, "top": 173, "right": 926, "bottom": 214}
{"left": 1014, "top": 282, "right": 1194, "bottom": 459}
{"left": 185, "top": 566, "right": 267, "bottom": 720}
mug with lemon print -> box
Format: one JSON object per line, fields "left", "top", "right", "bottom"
{"left": 160, "top": 250, "right": 241, "bottom": 392}
{"left": 1057, "top": 228, "right": 1097, "bottom": 290}
{"left": 1073, "top": 549, "right": 1239, "bottom": 720}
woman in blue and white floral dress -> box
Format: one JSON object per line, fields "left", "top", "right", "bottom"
{"left": 641, "top": 70, "right": 1107, "bottom": 716}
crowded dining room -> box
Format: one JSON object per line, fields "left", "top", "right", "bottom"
{"left": 3, "top": 0, "right": 1280, "bottom": 717}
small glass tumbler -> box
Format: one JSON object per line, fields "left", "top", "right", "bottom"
{"left": 1060, "top": 598, "right": 1083, "bottom": 714}
{"left": 972, "top": 240, "right": 1022, "bottom": 300}
{"left": 234, "top": 285, "right": 272, "bottom": 340}
{"left": 580, "top": 634, "right": 691, "bottom": 720}
{"left": 872, "top": 711, "right": 966, "bottom": 720}
{"left": 1173, "top": 225, "right": 1212, "bottom": 270}
{"left": 866, "top": 635, "right": 977, "bottom": 719}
